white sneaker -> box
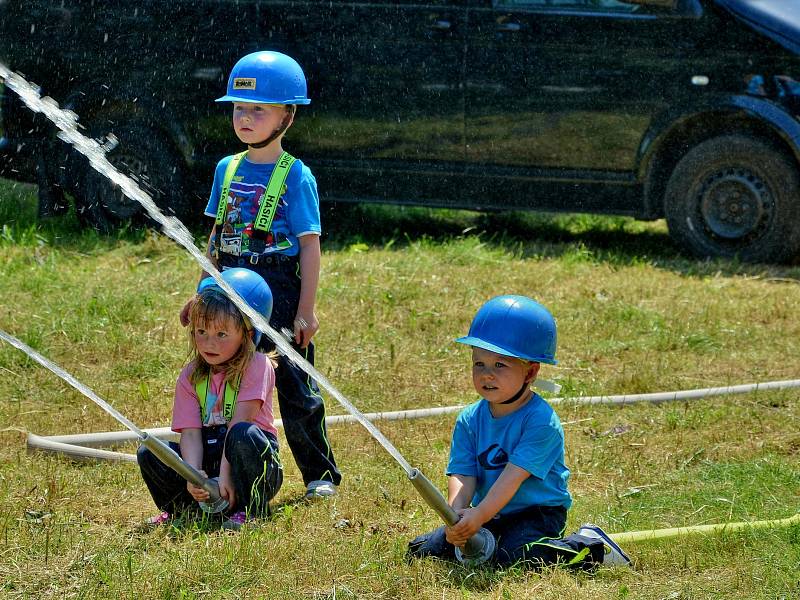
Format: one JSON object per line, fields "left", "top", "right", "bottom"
{"left": 576, "top": 523, "right": 632, "bottom": 567}
{"left": 305, "top": 480, "right": 338, "bottom": 500}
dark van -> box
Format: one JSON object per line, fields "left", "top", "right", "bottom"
{"left": 2, "top": 0, "right": 800, "bottom": 262}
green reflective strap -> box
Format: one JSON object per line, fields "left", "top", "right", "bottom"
{"left": 253, "top": 151, "right": 295, "bottom": 233}
{"left": 215, "top": 151, "right": 248, "bottom": 226}
{"left": 222, "top": 376, "right": 240, "bottom": 422}
{"left": 566, "top": 546, "right": 590, "bottom": 565}
{"left": 194, "top": 374, "right": 240, "bottom": 423}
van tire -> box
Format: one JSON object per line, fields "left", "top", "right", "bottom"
{"left": 664, "top": 135, "right": 800, "bottom": 263}
{"left": 75, "top": 123, "right": 187, "bottom": 234}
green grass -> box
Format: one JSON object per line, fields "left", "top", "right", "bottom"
{"left": 1, "top": 179, "right": 799, "bottom": 598}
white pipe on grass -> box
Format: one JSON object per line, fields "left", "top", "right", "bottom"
{"left": 550, "top": 378, "right": 800, "bottom": 406}
{"left": 31, "top": 378, "right": 800, "bottom": 453}
{"left": 27, "top": 433, "right": 136, "bottom": 462}
{"left": 40, "top": 407, "right": 469, "bottom": 447}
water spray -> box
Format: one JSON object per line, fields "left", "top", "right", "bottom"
{"left": 0, "top": 64, "right": 498, "bottom": 561}
{"left": 0, "top": 330, "right": 228, "bottom": 513}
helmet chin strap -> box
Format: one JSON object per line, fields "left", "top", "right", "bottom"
{"left": 248, "top": 106, "right": 295, "bottom": 150}
{"left": 500, "top": 380, "right": 531, "bottom": 405}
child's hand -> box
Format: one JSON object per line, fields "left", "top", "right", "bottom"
{"left": 218, "top": 472, "right": 236, "bottom": 509}
{"left": 293, "top": 311, "right": 319, "bottom": 348}
{"left": 445, "top": 508, "right": 486, "bottom": 547}
{"left": 187, "top": 469, "right": 210, "bottom": 502}
{"left": 179, "top": 297, "right": 195, "bottom": 327}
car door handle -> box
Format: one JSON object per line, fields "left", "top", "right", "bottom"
{"left": 496, "top": 22, "right": 522, "bottom": 33}
{"left": 428, "top": 20, "right": 452, "bottom": 31}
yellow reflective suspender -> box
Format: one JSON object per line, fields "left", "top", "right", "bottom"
{"left": 194, "top": 374, "right": 240, "bottom": 423}
{"left": 253, "top": 151, "right": 296, "bottom": 234}
{"left": 214, "top": 150, "right": 296, "bottom": 236}
{"left": 215, "top": 151, "right": 248, "bottom": 226}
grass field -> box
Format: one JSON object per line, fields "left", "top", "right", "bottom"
{"left": 1, "top": 179, "right": 799, "bottom": 599}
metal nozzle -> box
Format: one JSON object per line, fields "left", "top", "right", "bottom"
{"left": 140, "top": 433, "right": 229, "bottom": 514}
{"left": 408, "top": 468, "right": 496, "bottom": 565}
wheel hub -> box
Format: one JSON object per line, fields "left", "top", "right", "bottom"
{"left": 697, "top": 168, "right": 772, "bottom": 240}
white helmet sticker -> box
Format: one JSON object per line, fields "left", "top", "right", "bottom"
{"left": 533, "top": 379, "right": 562, "bottom": 394}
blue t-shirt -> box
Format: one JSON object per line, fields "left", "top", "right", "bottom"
{"left": 447, "top": 394, "right": 572, "bottom": 515}
{"left": 204, "top": 154, "right": 321, "bottom": 258}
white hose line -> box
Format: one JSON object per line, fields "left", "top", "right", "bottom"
{"left": 43, "top": 427, "right": 178, "bottom": 447}
{"left": 27, "top": 433, "right": 136, "bottom": 463}
{"left": 28, "top": 378, "right": 800, "bottom": 456}
{"left": 35, "top": 408, "right": 462, "bottom": 448}
{"left": 550, "top": 378, "right": 800, "bottom": 406}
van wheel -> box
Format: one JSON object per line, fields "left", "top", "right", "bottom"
{"left": 664, "top": 135, "right": 800, "bottom": 263}
{"left": 75, "top": 123, "right": 188, "bottom": 234}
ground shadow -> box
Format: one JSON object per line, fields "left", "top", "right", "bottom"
{"left": 3, "top": 178, "right": 799, "bottom": 282}
{"left": 321, "top": 202, "right": 800, "bottom": 281}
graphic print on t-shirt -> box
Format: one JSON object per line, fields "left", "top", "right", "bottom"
{"left": 477, "top": 443, "right": 509, "bottom": 470}
{"left": 203, "top": 388, "right": 227, "bottom": 426}
{"left": 218, "top": 181, "right": 292, "bottom": 256}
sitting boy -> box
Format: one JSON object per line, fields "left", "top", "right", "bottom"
{"left": 408, "top": 295, "right": 631, "bottom": 568}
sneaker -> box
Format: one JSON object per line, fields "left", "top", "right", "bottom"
{"left": 576, "top": 523, "right": 632, "bottom": 567}
{"left": 221, "top": 511, "right": 250, "bottom": 531}
{"left": 143, "top": 511, "right": 171, "bottom": 527}
{"left": 305, "top": 480, "right": 338, "bottom": 500}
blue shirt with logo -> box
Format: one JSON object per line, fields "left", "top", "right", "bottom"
{"left": 447, "top": 394, "right": 572, "bottom": 515}
{"left": 204, "top": 154, "right": 321, "bottom": 258}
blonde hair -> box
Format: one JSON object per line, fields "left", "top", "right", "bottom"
{"left": 188, "top": 288, "right": 255, "bottom": 387}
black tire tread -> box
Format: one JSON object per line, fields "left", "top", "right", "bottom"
{"left": 664, "top": 134, "right": 800, "bottom": 263}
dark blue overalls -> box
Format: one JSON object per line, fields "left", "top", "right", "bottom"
{"left": 218, "top": 250, "right": 341, "bottom": 488}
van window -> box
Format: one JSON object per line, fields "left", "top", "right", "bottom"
{"left": 492, "top": 0, "right": 641, "bottom": 11}
{"left": 388, "top": 0, "right": 465, "bottom": 5}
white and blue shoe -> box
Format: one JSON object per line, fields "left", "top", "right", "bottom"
{"left": 305, "top": 480, "right": 338, "bottom": 500}
{"left": 576, "top": 523, "right": 632, "bottom": 567}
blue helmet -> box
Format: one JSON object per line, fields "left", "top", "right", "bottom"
{"left": 215, "top": 51, "right": 311, "bottom": 105}
{"left": 198, "top": 268, "right": 273, "bottom": 345}
{"left": 455, "top": 295, "right": 558, "bottom": 365}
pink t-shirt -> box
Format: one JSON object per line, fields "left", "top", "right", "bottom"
{"left": 171, "top": 352, "right": 277, "bottom": 438}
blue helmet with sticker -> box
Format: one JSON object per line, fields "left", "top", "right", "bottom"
{"left": 455, "top": 295, "right": 558, "bottom": 365}
{"left": 215, "top": 51, "right": 311, "bottom": 105}
{"left": 197, "top": 268, "right": 273, "bottom": 345}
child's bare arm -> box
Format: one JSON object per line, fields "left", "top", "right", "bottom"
{"left": 472, "top": 463, "right": 530, "bottom": 521}
{"left": 295, "top": 234, "right": 321, "bottom": 348}
{"left": 179, "top": 428, "right": 204, "bottom": 469}
{"left": 180, "top": 428, "right": 209, "bottom": 501}
{"left": 447, "top": 474, "right": 476, "bottom": 510}
{"left": 446, "top": 464, "right": 530, "bottom": 546}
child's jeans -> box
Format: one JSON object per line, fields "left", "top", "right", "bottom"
{"left": 407, "top": 505, "right": 605, "bottom": 568}
{"left": 137, "top": 421, "right": 282, "bottom": 516}
{"left": 220, "top": 252, "right": 342, "bottom": 487}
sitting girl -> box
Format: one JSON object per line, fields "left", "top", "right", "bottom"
{"left": 138, "top": 268, "right": 282, "bottom": 529}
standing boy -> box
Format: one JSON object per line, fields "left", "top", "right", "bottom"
{"left": 408, "top": 295, "right": 631, "bottom": 568}
{"left": 182, "top": 51, "right": 341, "bottom": 499}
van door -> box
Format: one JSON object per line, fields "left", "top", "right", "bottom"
{"left": 284, "top": 1, "right": 468, "bottom": 205}
{"left": 464, "top": 0, "right": 702, "bottom": 212}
